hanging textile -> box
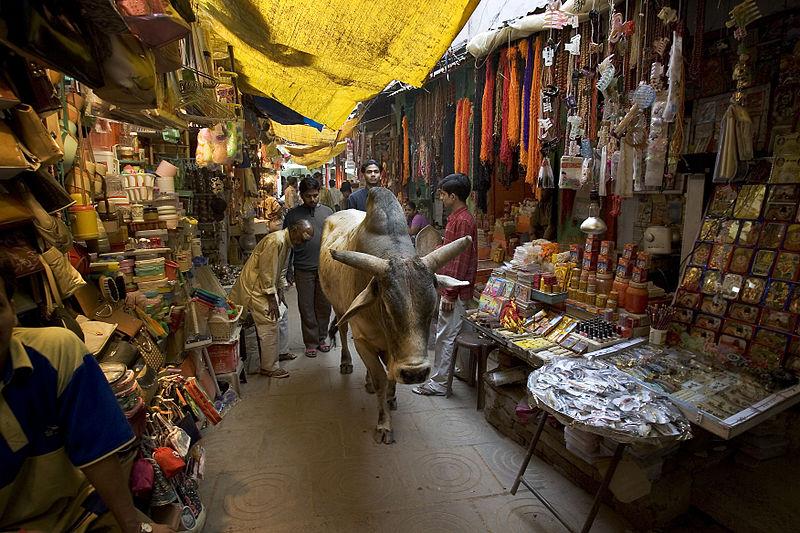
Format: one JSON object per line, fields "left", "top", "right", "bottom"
{"left": 525, "top": 36, "right": 543, "bottom": 190}
{"left": 480, "top": 57, "right": 495, "bottom": 164}
{"left": 507, "top": 45, "right": 521, "bottom": 149}
{"left": 499, "top": 48, "right": 513, "bottom": 167}
{"left": 402, "top": 115, "right": 410, "bottom": 185}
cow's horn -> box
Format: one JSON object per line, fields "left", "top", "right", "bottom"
{"left": 330, "top": 250, "right": 389, "bottom": 276}
{"left": 422, "top": 236, "right": 472, "bottom": 272}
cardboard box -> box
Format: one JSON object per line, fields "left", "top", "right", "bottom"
{"left": 600, "top": 240, "right": 616, "bottom": 256}
{"left": 622, "top": 243, "right": 639, "bottom": 260}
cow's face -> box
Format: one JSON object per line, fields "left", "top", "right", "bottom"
{"left": 330, "top": 236, "right": 473, "bottom": 384}
{"left": 377, "top": 259, "right": 437, "bottom": 383}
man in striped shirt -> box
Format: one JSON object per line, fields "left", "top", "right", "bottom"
{"left": 414, "top": 174, "right": 477, "bottom": 396}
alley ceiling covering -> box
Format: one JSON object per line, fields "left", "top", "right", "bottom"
{"left": 197, "top": 0, "right": 479, "bottom": 129}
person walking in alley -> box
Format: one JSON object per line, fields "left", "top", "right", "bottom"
{"left": 230, "top": 220, "right": 314, "bottom": 378}
{"left": 339, "top": 181, "right": 353, "bottom": 211}
{"left": 413, "top": 173, "right": 477, "bottom": 396}
{"left": 347, "top": 159, "right": 382, "bottom": 211}
{"left": 282, "top": 175, "right": 300, "bottom": 209}
{"left": 284, "top": 176, "right": 335, "bottom": 357}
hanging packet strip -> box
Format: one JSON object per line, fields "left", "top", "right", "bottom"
{"left": 559, "top": 156, "right": 585, "bottom": 189}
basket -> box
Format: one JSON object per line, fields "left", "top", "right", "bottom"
{"left": 207, "top": 340, "right": 239, "bottom": 374}
{"left": 208, "top": 305, "right": 243, "bottom": 341}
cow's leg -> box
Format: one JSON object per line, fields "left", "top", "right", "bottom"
{"left": 332, "top": 320, "right": 353, "bottom": 374}
{"left": 365, "top": 370, "right": 375, "bottom": 394}
{"left": 387, "top": 379, "right": 397, "bottom": 411}
{"left": 354, "top": 340, "right": 394, "bottom": 444}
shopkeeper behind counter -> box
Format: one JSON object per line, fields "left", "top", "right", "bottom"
{"left": 0, "top": 256, "right": 173, "bottom": 533}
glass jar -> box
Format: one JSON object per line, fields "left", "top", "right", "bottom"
{"left": 607, "top": 290, "right": 619, "bottom": 310}
{"left": 143, "top": 207, "right": 159, "bottom": 222}
{"left": 596, "top": 293, "right": 608, "bottom": 308}
{"left": 597, "top": 273, "right": 613, "bottom": 296}
{"left": 612, "top": 277, "right": 630, "bottom": 309}
{"left": 625, "top": 281, "right": 649, "bottom": 314}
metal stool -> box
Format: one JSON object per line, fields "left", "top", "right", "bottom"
{"left": 446, "top": 331, "right": 498, "bottom": 409}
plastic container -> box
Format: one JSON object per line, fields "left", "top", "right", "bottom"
{"left": 207, "top": 340, "right": 240, "bottom": 374}
{"left": 625, "top": 281, "right": 649, "bottom": 314}
{"left": 69, "top": 204, "right": 99, "bottom": 240}
{"left": 165, "top": 260, "right": 179, "bottom": 281}
{"left": 208, "top": 306, "right": 243, "bottom": 341}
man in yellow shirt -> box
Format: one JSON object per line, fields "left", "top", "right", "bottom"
{"left": 229, "top": 220, "right": 313, "bottom": 378}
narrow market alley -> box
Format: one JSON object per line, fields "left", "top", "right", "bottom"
{"left": 200, "top": 289, "right": 630, "bottom": 532}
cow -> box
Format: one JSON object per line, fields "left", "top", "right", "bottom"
{"left": 319, "top": 187, "right": 471, "bottom": 444}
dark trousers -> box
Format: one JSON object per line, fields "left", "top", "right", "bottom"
{"left": 294, "top": 269, "right": 332, "bottom": 348}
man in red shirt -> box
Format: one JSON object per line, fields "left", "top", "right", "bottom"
{"left": 414, "top": 173, "right": 477, "bottom": 396}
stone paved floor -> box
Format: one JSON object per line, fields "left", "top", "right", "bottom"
{"left": 201, "top": 288, "right": 630, "bottom": 532}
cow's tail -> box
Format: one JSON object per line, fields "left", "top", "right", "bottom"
{"left": 328, "top": 321, "right": 339, "bottom": 348}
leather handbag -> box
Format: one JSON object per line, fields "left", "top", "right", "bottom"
{"left": 24, "top": 169, "right": 75, "bottom": 214}
{"left": 93, "top": 33, "right": 158, "bottom": 110}
{"left": 41, "top": 246, "right": 86, "bottom": 299}
{"left": 0, "top": 76, "right": 20, "bottom": 110}
{"left": 39, "top": 257, "right": 85, "bottom": 341}
{"left": 117, "top": 1, "right": 190, "bottom": 48}
{"left": 0, "top": 121, "right": 40, "bottom": 179}
{"left": 100, "top": 339, "right": 140, "bottom": 366}
{"left": 0, "top": 232, "right": 42, "bottom": 277}
{"left": 0, "top": 54, "right": 62, "bottom": 116}
{"left": 0, "top": 186, "right": 34, "bottom": 227}
{"left": 153, "top": 447, "right": 185, "bottom": 478}
{"left": 10, "top": 104, "right": 64, "bottom": 166}
{"left": 0, "top": 1, "right": 105, "bottom": 88}
{"left": 16, "top": 182, "right": 73, "bottom": 252}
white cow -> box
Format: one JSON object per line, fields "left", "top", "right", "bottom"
{"left": 319, "top": 188, "right": 471, "bottom": 443}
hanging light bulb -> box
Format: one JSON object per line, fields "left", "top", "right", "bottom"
{"left": 580, "top": 190, "right": 607, "bottom": 235}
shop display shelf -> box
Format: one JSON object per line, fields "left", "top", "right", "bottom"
{"left": 530, "top": 289, "right": 567, "bottom": 305}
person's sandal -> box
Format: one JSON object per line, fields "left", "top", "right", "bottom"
{"left": 317, "top": 342, "right": 331, "bottom": 353}
{"left": 260, "top": 368, "right": 290, "bottom": 379}
{"left": 304, "top": 348, "right": 317, "bottom": 358}
{"left": 279, "top": 352, "right": 297, "bottom": 361}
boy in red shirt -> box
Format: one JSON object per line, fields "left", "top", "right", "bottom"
{"left": 414, "top": 174, "right": 477, "bottom": 396}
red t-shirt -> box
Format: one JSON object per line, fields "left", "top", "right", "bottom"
{"left": 438, "top": 206, "right": 478, "bottom": 301}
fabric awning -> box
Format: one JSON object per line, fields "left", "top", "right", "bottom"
{"left": 284, "top": 142, "right": 347, "bottom": 168}
{"left": 197, "top": 0, "right": 479, "bottom": 128}
{"left": 269, "top": 118, "right": 358, "bottom": 147}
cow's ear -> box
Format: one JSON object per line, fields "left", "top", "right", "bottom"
{"left": 337, "top": 278, "right": 379, "bottom": 326}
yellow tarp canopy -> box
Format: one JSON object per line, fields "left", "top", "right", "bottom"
{"left": 270, "top": 118, "right": 359, "bottom": 147}
{"left": 285, "top": 142, "right": 347, "bottom": 168}
{"left": 197, "top": 0, "right": 479, "bottom": 128}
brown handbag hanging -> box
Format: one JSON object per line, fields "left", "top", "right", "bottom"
{"left": 10, "top": 104, "right": 64, "bottom": 166}
{"left": 0, "top": 120, "right": 40, "bottom": 179}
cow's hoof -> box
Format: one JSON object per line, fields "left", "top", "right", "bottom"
{"left": 365, "top": 381, "right": 375, "bottom": 394}
{"left": 374, "top": 427, "right": 395, "bottom": 444}
{"left": 340, "top": 363, "right": 353, "bottom": 374}
{"left": 387, "top": 397, "right": 397, "bottom": 410}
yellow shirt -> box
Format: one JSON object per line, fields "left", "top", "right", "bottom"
{"left": 229, "top": 229, "right": 292, "bottom": 306}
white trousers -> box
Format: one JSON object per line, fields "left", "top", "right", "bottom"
{"left": 430, "top": 298, "right": 466, "bottom": 386}
{"left": 278, "top": 305, "right": 289, "bottom": 355}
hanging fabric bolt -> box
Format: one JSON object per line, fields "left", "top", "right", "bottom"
{"left": 402, "top": 115, "right": 410, "bottom": 185}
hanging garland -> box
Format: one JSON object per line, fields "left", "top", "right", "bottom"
{"left": 525, "top": 36, "right": 543, "bottom": 189}
{"left": 494, "top": 51, "right": 505, "bottom": 139}
{"left": 520, "top": 37, "right": 534, "bottom": 167}
{"left": 499, "top": 48, "right": 513, "bottom": 167}
{"left": 402, "top": 115, "right": 409, "bottom": 185}
{"left": 507, "top": 45, "right": 521, "bottom": 148}
{"left": 480, "top": 56, "right": 495, "bottom": 164}
{"left": 453, "top": 100, "right": 464, "bottom": 172}
{"left": 461, "top": 98, "right": 472, "bottom": 175}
